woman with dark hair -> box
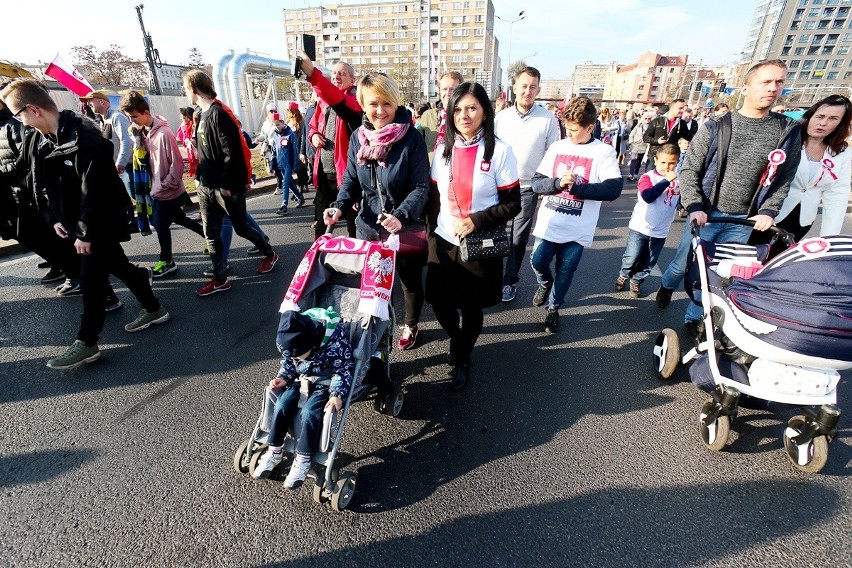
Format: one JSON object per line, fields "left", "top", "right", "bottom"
{"left": 773, "top": 94, "right": 851, "bottom": 240}
{"left": 425, "top": 82, "right": 521, "bottom": 390}
{"left": 323, "top": 73, "right": 430, "bottom": 350}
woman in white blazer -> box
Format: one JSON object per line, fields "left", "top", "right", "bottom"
{"left": 775, "top": 95, "right": 852, "bottom": 239}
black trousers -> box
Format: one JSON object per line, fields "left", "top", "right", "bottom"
{"left": 314, "top": 172, "right": 355, "bottom": 239}
{"left": 431, "top": 302, "right": 484, "bottom": 366}
{"left": 197, "top": 185, "right": 272, "bottom": 280}
{"left": 16, "top": 204, "right": 80, "bottom": 279}
{"left": 78, "top": 240, "right": 160, "bottom": 346}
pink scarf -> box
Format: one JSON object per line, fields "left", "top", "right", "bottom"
{"left": 356, "top": 121, "right": 410, "bottom": 167}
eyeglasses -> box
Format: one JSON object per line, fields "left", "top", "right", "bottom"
{"left": 11, "top": 104, "right": 31, "bottom": 122}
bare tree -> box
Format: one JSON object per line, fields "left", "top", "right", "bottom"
{"left": 389, "top": 59, "right": 422, "bottom": 105}
{"left": 71, "top": 44, "right": 148, "bottom": 88}
{"left": 187, "top": 47, "right": 205, "bottom": 68}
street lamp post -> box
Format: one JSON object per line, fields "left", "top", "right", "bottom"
{"left": 496, "top": 10, "right": 526, "bottom": 101}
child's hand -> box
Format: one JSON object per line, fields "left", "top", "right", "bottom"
{"left": 559, "top": 171, "right": 575, "bottom": 189}
{"left": 664, "top": 170, "right": 677, "bottom": 182}
{"left": 269, "top": 377, "right": 285, "bottom": 389}
{"left": 325, "top": 396, "right": 343, "bottom": 413}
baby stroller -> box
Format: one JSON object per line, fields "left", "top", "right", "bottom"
{"left": 652, "top": 217, "right": 852, "bottom": 473}
{"left": 233, "top": 234, "right": 404, "bottom": 511}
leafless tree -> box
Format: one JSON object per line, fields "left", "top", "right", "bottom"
{"left": 71, "top": 44, "right": 148, "bottom": 88}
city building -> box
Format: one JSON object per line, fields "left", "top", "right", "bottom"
{"left": 153, "top": 63, "right": 188, "bottom": 96}
{"left": 539, "top": 76, "right": 572, "bottom": 103}
{"left": 569, "top": 60, "right": 619, "bottom": 104}
{"left": 742, "top": 0, "right": 852, "bottom": 105}
{"left": 282, "top": 1, "right": 501, "bottom": 101}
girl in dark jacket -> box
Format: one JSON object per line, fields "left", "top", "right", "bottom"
{"left": 324, "top": 73, "right": 430, "bottom": 351}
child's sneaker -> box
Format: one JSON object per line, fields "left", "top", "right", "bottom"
{"left": 544, "top": 307, "right": 559, "bottom": 334}
{"left": 501, "top": 284, "right": 516, "bottom": 302}
{"left": 532, "top": 282, "right": 552, "bottom": 307}
{"left": 629, "top": 280, "right": 641, "bottom": 299}
{"left": 614, "top": 275, "right": 628, "bottom": 291}
{"left": 151, "top": 260, "right": 177, "bottom": 278}
{"left": 397, "top": 324, "right": 418, "bottom": 350}
{"left": 283, "top": 456, "right": 311, "bottom": 489}
{"left": 252, "top": 449, "right": 283, "bottom": 479}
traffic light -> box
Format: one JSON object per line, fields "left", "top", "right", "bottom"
{"left": 694, "top": 81, "right": 703, "bottom": 92}
{"left": 718, "top": 81, "right": 727, "bottom": 93}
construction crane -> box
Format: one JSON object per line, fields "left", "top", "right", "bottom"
{"left": 135, "top": 4, "right": 162, "bottom": 94}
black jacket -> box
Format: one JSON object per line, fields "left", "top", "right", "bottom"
{"left": 643, "top": 115, "right": 694, "bottom": 159}
{"left": 333, "top": 107, "right": 430, "bottom": 233}
{"left": 195, "top": 102, "right": 249, "bottom": 192}
{"left": 31, "top": 111, "right": 132, "bottom": 243}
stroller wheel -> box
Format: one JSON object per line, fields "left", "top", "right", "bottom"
{"left": 313, "top": 480, "right": 329, "bottom": 504}
{"left": 784, "top": 416, "right": 829, "bottom": 474}
{"left": 331, "top": 472, "right": 357, "bottom": 512}
{"left": 375, "top": 388, "right": 404, "bottom": 417}
{"left": 699, "top": 400, "right": 731, "bottom": 451}
{"left": 653, "top": 329, "right": 680, "bottom": 380}
{"left": 233, "top": 438, "right": 266, "bottom": 474}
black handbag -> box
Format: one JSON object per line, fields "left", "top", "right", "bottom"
{"left": 448, "top": 156, "right": 511, "bottom": 263}
{"left": 459, "top": 225, "right": 510, "bottom": 262}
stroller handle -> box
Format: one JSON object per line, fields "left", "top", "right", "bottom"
{"left": 691, "top": 216, "right": 795, "bottom": 247}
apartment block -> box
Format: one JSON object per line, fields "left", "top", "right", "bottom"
{"left": 602, "top": 53, "right": 689, "bottom": 105}
{"left": 742, "top": 0, "right": 852, "bottom": 104}
{"left": 570, "top": 61, "right": 620, "bottom": 104}
{"left": 282, "top": 1, "right": 500, "bottom": 101}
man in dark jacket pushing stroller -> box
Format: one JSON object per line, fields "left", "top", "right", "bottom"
{"left": 252, "top": 308, "right": 354, "bottom": 489}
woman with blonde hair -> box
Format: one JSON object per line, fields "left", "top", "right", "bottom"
{"left": 323, "top": 73, "right": 430, "bottom": 351}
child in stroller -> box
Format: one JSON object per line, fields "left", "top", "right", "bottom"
{"left": 652, "top": 217, "right": 851, "bottom": 473}
{"left": 252, "top": 308, "right": 353, "bottom": 488}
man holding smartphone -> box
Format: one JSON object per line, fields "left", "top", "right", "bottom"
{"left": 296, "top": 50, "right": 362, "bottom": 238}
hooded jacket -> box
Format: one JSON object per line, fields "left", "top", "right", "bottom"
{"left": 139, "top": 115, "right": 185, "bottom": 201}
{"left": 32, "top": 110, "right": 132, "bottom": 243}
{"left": 307, "top": 68, "right": 363, "bottom": 187}
{"left": 333, "top": 106, "right": 429, "bottom": 232}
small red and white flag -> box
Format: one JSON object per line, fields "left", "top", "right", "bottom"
{"left": 44, "top": 54, "right": 94, "bottom": 97}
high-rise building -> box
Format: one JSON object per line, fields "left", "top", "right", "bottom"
{"left": 741, "top": 0, "right": 852, "bottom": 105}
{"left": 282, "top": 1, "right": 501, "bottom": 101}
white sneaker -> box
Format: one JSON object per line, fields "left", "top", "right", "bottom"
{"left": 252, "top": 449, "right": 283, "bottom": 479}
{"left": 283, "top": 457, "right": 311, "bottom": 489}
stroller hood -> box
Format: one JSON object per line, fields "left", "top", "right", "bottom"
{"left": 725, "top": 236, "right": 852, "bottom": 361}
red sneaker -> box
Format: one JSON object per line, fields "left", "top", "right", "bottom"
{"left": 397, "top": 324, "right": 418, "bottom": 350}
{"left": 257, "top": 252, "right": 279, "bottom": 274}
{"left": 196, "top": 279, "right": 231, "bottom": 297}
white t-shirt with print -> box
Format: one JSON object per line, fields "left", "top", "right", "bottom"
{"left": 430, "top": 138, "right": 519, "bottom": 246}
{"left": 532, "top": 138, "right": 621, "bottom": 247}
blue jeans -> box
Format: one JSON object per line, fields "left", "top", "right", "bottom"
{"left": 660, "top": 210, "right": 752, "bottom": 323}
{"left": 619, "top": 229, "right": 666, "bottom": 284}
{"left": 267, "top": 382, "right": 329, "bottom": 456}
{"left": 219, "top": 213, "right": 268, "bottom": 265}
{"left": 529, "top": 238, "right": 585, "bottom": 310}
{"left": 151, "top": 196, "right": 204, "bottom": 262}
{"left": 275, "top": 166, "right": 304, "bottom": 209}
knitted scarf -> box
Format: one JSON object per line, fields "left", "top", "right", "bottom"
{"left": 129, "top": 125, "right": 153, "bottom": 232}
{"left": 213, "top": 99, "right": 253, "bottom": 185}
{"left": 356, "top": 121, "right": 409, "bottom": 167}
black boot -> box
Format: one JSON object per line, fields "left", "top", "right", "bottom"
{"left": 449, "top": 362, "right": 470, "bottom": 391}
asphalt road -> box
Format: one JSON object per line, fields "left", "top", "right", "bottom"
{"left": 1, "top": 184, "right": 850, "bottom": 567}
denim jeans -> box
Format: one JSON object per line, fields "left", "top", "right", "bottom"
{"left": 619, "top": 229, "right": 666, "bottom": 283}
{"left": 220, "top": 213, "right": 268, "bottom": 265}
{"left": 275, "top": 166, "right": 304, "bottom": 209}
{"left": 628, "top": 156, "right": 642, "bottom": 177}
{"left": 151, "top": 196, "right": 204, "bottom": 262}
{"left": 197, "top": 185, "right": 272, "bottom": 280}
{"left": 503, "top": 187, "right": 536, "bottom": 286}
{"left": 267, "top": 382, "right": 329, "bottom": 456}
{"left": 529, "top": 238, "right": 585, "bottom": 309}
{"left": 660, "top": 210, "right": 752, "bottom": 323}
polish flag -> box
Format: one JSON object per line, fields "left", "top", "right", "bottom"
{"left": 44, "top": 55, "right": 94, "bottom": 97}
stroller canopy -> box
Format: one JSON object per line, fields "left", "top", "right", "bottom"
{"left": 724, "top": 236, "right": 852, "bottom": 362}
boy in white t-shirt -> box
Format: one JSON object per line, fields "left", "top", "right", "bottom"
{"left": 615, "top": 143, "right": 681, "bottom": 298}
{"left": 530, "top": 97, "right": 624, "bottom": 333}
